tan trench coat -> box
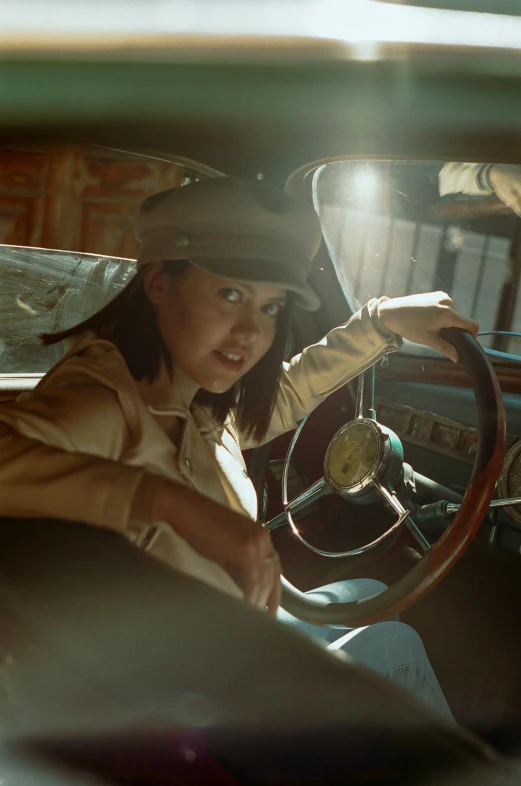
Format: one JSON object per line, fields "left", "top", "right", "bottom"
{"left": 0, "top": 298, "right": 400, "bottom": 598}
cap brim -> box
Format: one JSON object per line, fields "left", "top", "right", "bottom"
{"left": 188, "top": 257, "right": 320, "bottom": 311}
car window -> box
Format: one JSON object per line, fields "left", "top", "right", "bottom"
{"left": 313, "top": 160, "right": 521, "bottom": 356}
{"left": 0, "top": 145, "right": 222, "bottom": 375}
{"left": 0, "top": 245, "right": 134, "bottom": 373}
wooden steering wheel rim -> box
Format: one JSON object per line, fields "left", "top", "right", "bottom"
{"left": 280, "top": 329, "right": 506, "bottom": 627}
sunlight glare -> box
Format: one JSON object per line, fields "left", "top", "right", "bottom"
{"left": 352, "top": 167, "right": 379, "bottom": 201}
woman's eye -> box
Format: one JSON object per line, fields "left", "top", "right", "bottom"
{"left": 263, "top": 303, "right": 283, "bottom": 318}
{"left": 220, "top": 288, "right": 243, "bottom": 303}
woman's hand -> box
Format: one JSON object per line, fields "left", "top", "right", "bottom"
{"left": 378, "top": 291, "right": 479, "bottom": 363}
{"left": 155, "top": 480, "right": 281, "bottom": 614}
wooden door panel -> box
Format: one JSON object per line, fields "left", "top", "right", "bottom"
{"left": 81, "top": 156, "right": 181, "bottom": 199}
{"left": 0, "top": 149, "right": 48, "bottom": 191}
{"left": 80, "top": 203, "right": 140, "bottom": 259}
{"left": 0, "top": 145, "right": 184, "bottom": 258}
{"left": 0, "top": 196, "right": 44, "bottom": 247}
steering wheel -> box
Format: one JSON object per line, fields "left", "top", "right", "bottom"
{"left": 267, "top": 328, "right": 505, "bottom": 627}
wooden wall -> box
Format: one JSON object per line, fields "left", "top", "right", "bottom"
{"left": 0, "top": 145, "right": 183, "bottom": 258}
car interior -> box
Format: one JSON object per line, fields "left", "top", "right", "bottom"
{"left": 2, "top": 2, "right": 521, "bottom": 782}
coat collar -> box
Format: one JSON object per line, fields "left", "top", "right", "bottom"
{"left": 137, "top": 360, "right": 228, "bottom": 443}
{"left": 70, "top": 333, "right": 229, "bottom": 443}
{"left": 137, "top": 360, "right": 199, "bottom": 415}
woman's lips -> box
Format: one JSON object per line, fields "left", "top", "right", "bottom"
{"left": 213, "top": 350, "right": 246, "bottom": 373}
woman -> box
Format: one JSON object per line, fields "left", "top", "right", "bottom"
{"left": 0, "top": 178, "right": 475, "bottom": 717}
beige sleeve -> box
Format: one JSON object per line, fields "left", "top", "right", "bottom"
{"left": 240, "top": 299, "right": 401, "bottom": 449}
{"left": 438, "top": 162, "right": 492, "bottom": 197}
{"left": 0, "top": 381, "right": 154, "bottom": 535}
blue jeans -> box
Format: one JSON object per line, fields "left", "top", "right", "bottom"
{"left": 277, "top": 578, "right": 453, "bottom": 720}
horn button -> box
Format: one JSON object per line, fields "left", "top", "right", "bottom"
{"left": 324, "top": 418, "right": 404, "bottom": 501}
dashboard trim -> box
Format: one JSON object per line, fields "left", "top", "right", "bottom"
{"left": 375, "top": 395, "right": 517, "bottom": 464}
{"left": 379, "top": 353, "right": 521, "bottom": 395}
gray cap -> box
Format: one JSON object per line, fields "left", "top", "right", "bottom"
{"left": 134, "top": 178, "right": 322, "bottom": 310}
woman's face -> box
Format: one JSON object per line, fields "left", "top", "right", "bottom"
{"left": 145, "top": 263, "right": 287, "bottom": 393}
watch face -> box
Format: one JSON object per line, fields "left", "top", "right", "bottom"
{"left": 326, "top": 421, "right": 380, "bottom": 489}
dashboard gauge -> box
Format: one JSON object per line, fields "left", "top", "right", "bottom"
{"left": 498, "top": 441, "right": 521, "bottom": 525}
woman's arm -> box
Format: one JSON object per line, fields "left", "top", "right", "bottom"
{"left": 0, "top": 376, "right": 281, "bottom": 613}
{"left": 241, "top": 292, "right": 478, "bottom": 450}
{"left": 240, "top": 298, "right": 400, "bottom": 449}
{"left": 154, "top": 480, "right": 280, "bottom": 613}
{"left": 0, "top": 382, "right": 147, "bottom": 532}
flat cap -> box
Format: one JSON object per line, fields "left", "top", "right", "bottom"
{"left": 135, "top": 178, "right": 322, "bottom": 309}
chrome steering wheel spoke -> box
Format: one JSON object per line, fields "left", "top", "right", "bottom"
{"left": 279, "top": 475, "right": 408, "bottom": 560}
{"left": 376, "top": 482, "right": 431, "bottom": 553}
{"left": 406, "top": 518, "right": 432, "bottom": 553}
{"left": 265, "top": 476, "right": 331, "bottom": 532}
{"left": 283, "top": 476, "right": 331, "bottom": 512}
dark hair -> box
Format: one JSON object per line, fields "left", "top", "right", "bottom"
{"left": 42, "top": 261, "right": 295, "bottom": 444}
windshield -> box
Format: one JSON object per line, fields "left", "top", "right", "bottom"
{"left": 313, "top": 160, "right": 521, "bottom": 356}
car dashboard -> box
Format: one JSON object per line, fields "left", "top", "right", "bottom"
{"left": 376, "top": 368, "right": 521, "bottom": 558}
